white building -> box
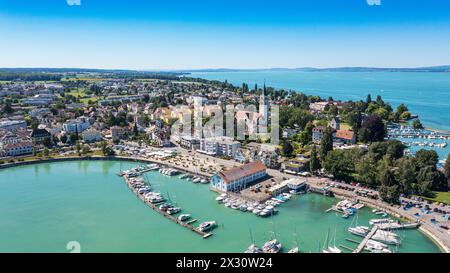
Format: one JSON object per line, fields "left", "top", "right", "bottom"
{"left": 82, "top": 129, "right": 102, "bottom": 143}
{"left": 211, "top": 161, "right": 267, "bottom": 192}
{"left": 0, "top": 141, "right": 33, "bottom": 157}
{"left": 198, "top": 136, "right": 240, "bottom": 157}
{"left": 0, "top": 120, "right": 27, "bottom": 132}
{"left": 62, "top": 117, "right": 90, "bottom": 134}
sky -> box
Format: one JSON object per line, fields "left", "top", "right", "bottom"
{"left": 0, "top": 0, "right": 450, "bottom": 70}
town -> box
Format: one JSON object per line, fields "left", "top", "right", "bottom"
{"left": 0, "top": 69, "right": 449, "bottom": 253}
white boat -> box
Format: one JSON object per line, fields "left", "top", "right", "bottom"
{"left": 288, "top": 247, "right": 299, "bottom": 253}
{"left": 244, "top": 244, "right": 263, "bottom": 253}
{"left": 348, "top": 226, "right": 370, "bottom": 237}
{"left": 323, "top": 246, "right": 342, "bottom": 253}
{"left": 167, "top": 207, "right": 181, "bottom": 215}
{"left": 216, "top": 196, "right": 225, "bottom": 203}
{"left": 198, "top": 221, "right": 217, "bottom": 232}
{"left": 370, "top": 218, "right": 396, "bottom": 225}
{"left": 252, "top": 209, "right": 261, "bottom": 215}
{"left": 178, "top": 214, "right": 191, "bottom": 221}
{"left": 262, "top": 239, "right": 282, "bottom": 253}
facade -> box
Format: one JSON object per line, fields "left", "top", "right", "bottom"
{"left": 312, "top": 126, "right": 326, "bottom": 143}
{"left": 82, "top": 129, "right": 102, "bottom": 143}
{"left": 0, "top": 120, "right": 27, "bottom": 132}
{"left": 330, "top": 116, "right": 340, "bottom": 130}
{"left": 1, "top": 141, "right": 33, "bottom": 157}
{"left": 211, "top": 161, "right": 267, "bottom": 192}
{"left": 31, "top": 128, "right": 51, "bottom": 144}
{"left": 180, "top": 135, "right": 200, "bottom": 150}
{"left": 198, "top": 137, "right": 240, "bottom": 157}
{"left": 62, "top": 117, "right": 90, "bottom": 134}
{"left": 281, "top": 158, "right": 309, "bottom": 173}
{"left": 259, "top": 84, "right": 269, "bottom": 127}
{"left": 110, "top": 126, "right": 125, "bottom": 139}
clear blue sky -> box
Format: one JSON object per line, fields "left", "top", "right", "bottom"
{"left": 0, "top": 0, "right": 449, "bottom": 70}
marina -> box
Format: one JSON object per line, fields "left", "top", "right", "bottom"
{"left": 0, "top": 160, "right": 442, "bottom": 253}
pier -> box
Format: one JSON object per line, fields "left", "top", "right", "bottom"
{"left": 122, "top": 175, "right": 212, "bottom": 239}
{"left": 353, "top": 226, "right": 379, "bottom": 253}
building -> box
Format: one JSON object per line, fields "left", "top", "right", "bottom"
{"left": 309, "top": 101, "right": 330, "bottom": 113}
{"left": 259, "top": 84, "right": 269, "bottom": 127}
{"left": 312, "top": 126, "right": 326, "bottom": 143}
{"left": 31, "top": 128, "right": 51, "bottom": 144}
{"left": 82, "top": 129, "right": 102, "bottom": 143}
{"left": 211, "top": 161, "right": 267, "bottom": 192}
{"left": 110, "top": 126, "right": 126, "bottom": 139}
{"left": 281, "top": 158, "right": 309, "bottom": 173}
{"left": 62, "top": 117, "right": 90, "bottom": 134}
{"left": 180, "top": 135, "right": 200, "bottom": 150}
{"left": 0, "top": 141, "right": 33, "bottom": 157}
{"left": 0, "top": 120, "right": 27, "bottom": 132}
{"left": 334, "top": 130, "right": 356, "bottom": 145}
{"left": 198, "top": 137, "right": 240, "bottom": 157}
{"left": 330, "top": 116, "right": 340, "bottom": 130}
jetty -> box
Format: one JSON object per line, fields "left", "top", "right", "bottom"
{"left": 353, "top": 226, "right": 379, "bottom": 253}
{"left": 122, "top": 175, "right": 212, "bottom": 239}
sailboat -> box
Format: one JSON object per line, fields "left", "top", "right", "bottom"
{"left": 322, "top": 228, "right": 342, "bottom": 253}
{"left": 287, "top": 228, "right": 299, "bottom": 253}
{"left": 244, "top": 228, "right": 263, "bottom": 253}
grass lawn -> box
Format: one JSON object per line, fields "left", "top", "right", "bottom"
{"left": 421, "top": 191, "right": 450, "bottom": 205}
{"left": 340, "top": 122, "right": 353, "bottom": 131}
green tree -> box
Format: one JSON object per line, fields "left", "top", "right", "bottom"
{"left": 355, "top": 155, "right": 377, "bottom": 187}
{"left": 281, "top": 141, "right": 294, "bottom": 157}
{"left": 359, "top": 115, "right": 385, "bottom": 143}
{"left": 445, "top": 154, "right": 450, "bottom": 187}
{"left": 309, "top": 145, "right": 320, "bottom": 174}
{"left": 377, "top": 156, "right": 400, "bottom": 204}
{"left": 395, "top": 158, "right": 417, "bottom": 197}
{"left": 43, "top": 147, "right": 49, "bottom": 157}
{"left": 415, "top": 149, "right": 439, "bottom": 168}
{"left": 412, "top": 119, "right": 424, "bottom": 129}
{"left": 319, "top": 127, "right": 333, "bottom": 162}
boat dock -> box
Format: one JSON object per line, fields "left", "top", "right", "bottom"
{"left": 122, "top": 175, "right": 212, "bottom": 239}
{"left": 353, "top": 226, "right": 379, "bottom": 253}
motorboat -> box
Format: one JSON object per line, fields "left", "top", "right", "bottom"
{"left": 262, "top": 239, "right": 282, "bottom": 253}
{"left": 198, "top": 221, "right": 217, "bottom": 232}
{"left": 178, "top": 214, "right": 191, "bottom": 221}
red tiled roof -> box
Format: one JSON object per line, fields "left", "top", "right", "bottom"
{"left": 335, "top": 130, "right": 354, "bottom": 140}
{"left": 219, "top": 161, "right": 266, "bottom": 184}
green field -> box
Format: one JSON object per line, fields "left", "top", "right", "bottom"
{"left": 422, "top": 191, "right": 450, "bottom": 205}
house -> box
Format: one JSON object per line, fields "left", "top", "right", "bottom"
{"left": 62, "top": 117, "right": 90, "bottom": 134}
{"left": 330, "top": 116, "right": 340, "bottom": 130}
{"left": 281, "top": 158, "right": 309, "bottom": 173}
{"left": 0, "top": 140, "right": 33, "bottom": 157}
{"left": 334, "top": 130, "right": 356, "bottom": 145}
{"left": 312, "top": 126, "right": 326, "bottom": 143}
{"left": 110, "top": 126, "right": 126, "bottom": 139}
{"left": 198, "top": 137, "right": 240, "bottom": 157}
{"left": 211, "top": 161, "right": 267, "bottom": 192}
{"left": 0, "top": 120, "right": 27, "bottom": 132}
{"left": 82, "top": 129, "right": 102, "bottom": 143}
{"left": 180, "top": 135, "right": 200, "bottom": 150}
{"left": 31, "top": 128, "right": 51, "bottom": 144}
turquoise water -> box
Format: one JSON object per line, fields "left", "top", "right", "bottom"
{"left": 0, "top": 160, "right": 441, "bottom": 253}
{"left": 189, "top": 71, "right": 450, "bottom": 132}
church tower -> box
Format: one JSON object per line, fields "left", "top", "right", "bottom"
{"left": 259, "top": 81, "right": 269, "bottom": 127}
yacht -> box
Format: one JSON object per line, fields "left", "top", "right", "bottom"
{"left": 370, "top": 218, "right": 395, "bottom": 225}
{"left": 244, "top": 244, "right": 263, "bottom": 253}
{"left": 348, "top": 226, "right": 370, "bottom": 237}
{"left": 323, "top": 246, "right": 342, "bottom": 253}
{"left": 262, "top": 239, "right": 282, "bottom": 253}
{"left": 167, "top": 207, "right": 181, "bottom": 215}
{"left": 198, "top": 221, "right": 217, "bottom": 232}
{"left": 178, "top": 214, "right": 191, "bottom": 221}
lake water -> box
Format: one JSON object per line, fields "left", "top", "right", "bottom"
{"left": 0, "top": 160, "right": 440, "bottom": 253}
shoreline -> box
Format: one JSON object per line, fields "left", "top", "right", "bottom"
{"left": 0, "top": 155, "right": 447, "bottom": 253}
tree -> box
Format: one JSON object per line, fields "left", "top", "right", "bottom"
{"left": 412, "top": 119, "right": 424, "bottom": 129}
{"left": 82, "top": 145, "right": 91, "bottom": 155}
{"left": 60, "top": 134, "right": 68, "bottom": 144}
{"left": 309, "top": 145, "right": 320, "bottom": 174}
{"left": 322, "top": 149, "right": 353, "bottom": 180}
{"left": 359, "top": 115, "right": 386, "bottom": 143}
{"left": 2, "top": 99, "right": 13, "bottom": 114}
{"left": 415, "top": 149, "right": 439, "bottom": 168}
{"left": 43, "top": 147, "right": 49, "bottom": 157}
{"left": 377, "top": 156, "right": 400, "bottom": 204}
{"left": 445, "top": 154, "right": 450, "bottom": 186}
{"left": 395, "top": 157, "right": 417, "bottom": 197}
{"left": 281, "top": 141, "right": 293, "bottom": 157}
{"left": 366, "top": 94, "right": 372, "bottom": 104}
{"left": 319, "top": 127, "right": 333, "bottom": 162}
{"left": 355, "top": 155, "right": 377, "bottom": 187}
